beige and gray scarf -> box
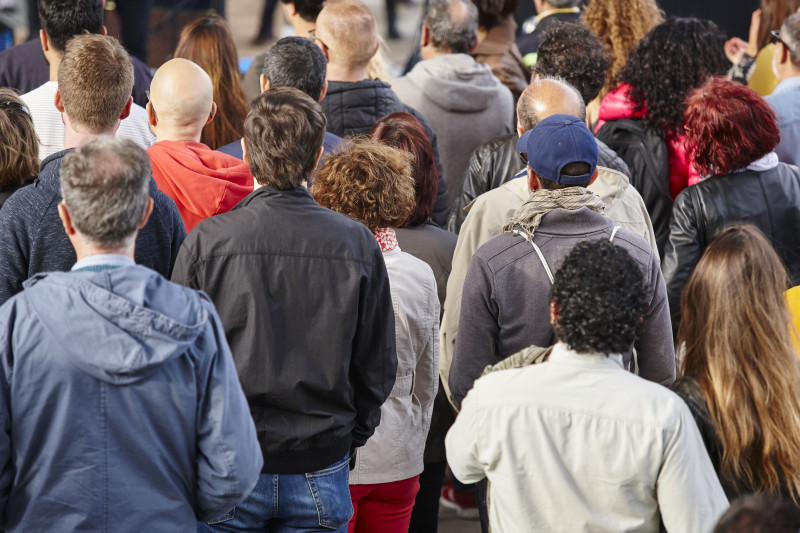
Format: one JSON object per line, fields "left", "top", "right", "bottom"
{"left": 502, "top": 187, "right": 605, "bottom": 239}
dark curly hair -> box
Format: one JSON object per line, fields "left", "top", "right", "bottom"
{"left": 551, "top": 240, "right": 648, "bottom": 354}
{"left": 616, "top": 17, "right": 729, "bottom": 139}
{"left": 533, "top": 21, "right": 611, "bottom": 105}
{"left": 312, "top": 139, "right": 416, "bottom": 231}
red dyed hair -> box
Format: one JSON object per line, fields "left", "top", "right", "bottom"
{"left": 683, "top": 77, "right": 779, "bottom": 177}
{"left": 370, "top": 112, "right": 438, "bottom": 226}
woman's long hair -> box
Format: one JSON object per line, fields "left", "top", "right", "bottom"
{"left": 679, "top": 224, "right": 800, "bottom": 502}
{"left": 757, "top": 0, "right": 800, "bottom": 51}
{"left": 582, "top": 0, "right": 663, "bottom": 101}
{"left": 174, "top": 14, "right": 248, "bottom": 149}
{"left": 0, "top": 88, "right": 38, "bottom": 188}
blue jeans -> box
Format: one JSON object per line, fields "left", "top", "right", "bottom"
{"left": 197, "top": 455, "right": 353, "bottom": 533}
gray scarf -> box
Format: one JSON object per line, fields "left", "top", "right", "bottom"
{"left": 502, "top": 187, "right": 605, "bottom": 239}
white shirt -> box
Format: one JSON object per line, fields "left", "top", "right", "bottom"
{"left": 446, "top": 343, "right": 728, "bottom": 533}
{"left": 22, "top": 81, "right": 155, "bottom": 162}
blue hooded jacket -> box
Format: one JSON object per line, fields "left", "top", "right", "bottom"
{"left": 0, "top": 265, "right": 262, "bottom": 532}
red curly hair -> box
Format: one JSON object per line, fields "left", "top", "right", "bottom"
{"left": 683, "top": 77, "right": 779, "bottom": 177}
{"left": 370, "top": 112, "right": 438, "bottom": 227}
{"left": 312, "top": 139, "right": 415, "bottom": 231}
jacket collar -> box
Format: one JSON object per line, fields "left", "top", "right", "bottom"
{"left": 234, "top": 184, "right": 316, "bottom": 210}
{"left": 773, "top": 76, "right": 800, "bottom": 95}
{"left": 549, "top": 342, "right": 625, "bottom": 370}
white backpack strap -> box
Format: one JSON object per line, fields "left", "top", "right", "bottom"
{"left": 513, "top": 229, "right": 555, "bottom": 284}
{"left": 531, "top": 242, "right": 555, "bottom": 284}
{"left": 609, "top": 226, "right": 621, "bottom": 242}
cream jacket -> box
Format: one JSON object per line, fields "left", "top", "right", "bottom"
{"left": 440, "top": 167, "right": 657, "bottom": 402}
{"left": 349, "top": 247, "right": 440, "bottom": 484}
{"left": 446, "top": 343, "right": 728, "bottom": 533}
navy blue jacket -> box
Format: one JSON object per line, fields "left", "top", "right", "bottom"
{"left": 0, "top": 149, "right": 186, "bottom": 305}
{"left": 0, "top": 265, "right": 262, "bottom": 531}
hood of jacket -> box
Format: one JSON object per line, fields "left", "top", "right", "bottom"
{"left": 401, "top": 54, "right": 505, "bottom": 113}
{"left": 21, "top": 265, "right": 209, "bottom": 385}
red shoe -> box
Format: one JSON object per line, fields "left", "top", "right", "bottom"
{"left": 439, "top": 485, "right": 479, "bottom": 519}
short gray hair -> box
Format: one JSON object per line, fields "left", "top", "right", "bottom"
{"left": 424, "top": 0, "right": 478, "bottom": 54}
{"left": 60, "top": 136, "right": 151, "bottom": 248}
{"left": 782, "top": 11, "right": 800, "bottom": 67}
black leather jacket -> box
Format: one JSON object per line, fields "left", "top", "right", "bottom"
{"left": 663, "top": 163, "right": 800, "bottom": 332}
{"left": 448, "top": 133, "right": 630, "bottom": 232}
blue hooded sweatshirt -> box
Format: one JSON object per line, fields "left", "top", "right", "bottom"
{"left": 0, "top": 264, "right": 262, "bottom": 532}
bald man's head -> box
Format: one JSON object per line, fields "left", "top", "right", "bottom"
{"left": 148, "top": 58, "right": 215, "bottom": 139}
{"left": 517, "top": 77, "right": 585, "bottom": 132}
{"left": 315, "top": 0, "right": 379, "bottom": 70}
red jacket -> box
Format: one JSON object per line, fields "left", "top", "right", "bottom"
{"left": 148, "top": 141, "right": 254, "bottom": 233}
{"left": 596, "top": 84, "right": 699, "bottom": 199}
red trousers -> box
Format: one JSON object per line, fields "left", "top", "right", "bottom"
{"left": 348, "top": 476, "right": 420, "bottom": 533}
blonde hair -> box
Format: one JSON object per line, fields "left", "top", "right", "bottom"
{"left": 582, "top": 0, "right": 663, "bottom": 100}
{"left": 58, "top": 34, "right": 134, "bottom": 133}
{"left": 679, "top": 224, "right": 800, "bottom": 503}
{"left": 316, "top": 0, "right": 379, "bottom": 70}
{"left": 312, "top": 139, "right": 415, "bottom": 230}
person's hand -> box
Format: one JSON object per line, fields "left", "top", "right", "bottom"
{"left": 725, "top": 37, "right": 750, "bottom": 64}
{"left": 747, "top": 8, "right": 762, "bottom": 57}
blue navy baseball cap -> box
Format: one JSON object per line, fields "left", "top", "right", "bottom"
{"left": 515, "top": 113, "right": 599, "bottom": 185}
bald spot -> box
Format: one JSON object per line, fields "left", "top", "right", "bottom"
{"left": 517, "top": 78, "right": 585, "bottom": 131}
{"left": 149, "top": 58, "right": 214, "bottom": 128}
{"left": 316, "top": 0, "right": 378, "bottom": 69}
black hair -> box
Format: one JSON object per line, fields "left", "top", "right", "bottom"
{"left": 534, "top": 162, "right": 592, "bottom": 190}
{"left": 616, "top": 17, "right": 729, "bottom": 139}
{"left": 469, "top": 0, "right": 518, "bottom": 30}
{"left": 533, "top": 21, "right": 610, "bottom": 105}
{"left": 38, "top": 0, "right": 104, "bottom": 52}
{"left": 714, "top": 494, "right": 800, "bottom": 533}
{"left": 551, "top": 240, "right": 648, "bottom": 354}
{"left": 278, "top": 0, "right": 326, "bottom": 22}
{"left": 262, "top": 36, "right": 327, "bottom": 101}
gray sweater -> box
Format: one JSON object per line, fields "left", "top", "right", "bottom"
{"left": 392, "top": 54, "right": 515, "bottom": 200}
{"left": 449, "top": 207, "right": 675, "bottom": 409}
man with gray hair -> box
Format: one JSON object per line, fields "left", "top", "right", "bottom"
{"left": 392, "top": 0, "right": 514, "bottom": 198}
{"left": 0, "top": 136, "right": 262, "bottom": 532}
{"left": 767, "top": 10, "right": 800, "bottom": 166}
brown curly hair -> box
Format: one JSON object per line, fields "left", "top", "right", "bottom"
{"left": 582, "top": 0, "right": 663, "bottom": 100}
{"left": 312, "top": 139, "right": 416, "bottom": 231}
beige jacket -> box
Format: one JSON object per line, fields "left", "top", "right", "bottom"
{"left": 440, "top": 167, "right": 657, "bottom": 403}
{"left": 349, "top": 247, "right": 440, "bottom": 484}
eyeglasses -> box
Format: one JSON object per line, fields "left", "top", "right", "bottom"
{"left": 518, "top": 151, "right": 529, "bottom": 167}
{"left": 771, "top": 30, "right": 788, "bottom": 48}
{"left": 308, "top": 29, "right": 330, "bottom": 54}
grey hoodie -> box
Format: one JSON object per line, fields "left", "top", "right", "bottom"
{"left": 0, "top": 265, "right": 262, "bottom": 532}
{"left": 392, "top": 53, "right": 515, "bottom": 199}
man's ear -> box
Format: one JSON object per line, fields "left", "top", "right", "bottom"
{"left": 260, "top": 74, "right": 270, "bottom": 94}
{"left": 54, "top": 88, "right": 65, "bottom": 113}
{"left": 241, "top": 137, "right": 249, "bottom": 164}
{"left": 57, "top": 202, "right": 76, "bottom": 236}
{"left": 469, "top": 38, "right": 478, "bottom": 55}
{"left": 549, "top": 300, "right": 560, "bottom": 326}
{"left": 527, "top": 167, "right": 539, "bottom": 191}
{"left": 100, "top": 25, "right": 108, "bottom": 36}
{"left": 318, "top": 79, "right": 328, "bottom": 102}
{"left": 39, "top": 29, "right": 49, "bottom": 53}
{"left": 119, "top": 96, "right": 133, "bottom": 121}
{"left": 138, "top": 197, "right": 154, "bottom": 230}
{"left": 586, "top": 167, "right": 599, "bottom": 186}
{"left": 206, "top": 102, "right": 217, "bottom": 125}
{"left": 420, "top": 25, "right": 430, "bottom": 48}
{"left": 370, "top": 41, "right": 380, "bottom": 59}
{"left": 146, "top": 102, "right": 156, "bottom": 126}
{"left": 290, "top": 1, "right": 298, "bottom": 15}
{"left": 313, "top": 145, "right": 324, "bottom": 169}
{"left": 516, "top": 126, "right": 525, "bottom": 138}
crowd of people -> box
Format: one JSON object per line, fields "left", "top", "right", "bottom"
{"left": 1, "top": 0, "right": 800, "bottom": 532}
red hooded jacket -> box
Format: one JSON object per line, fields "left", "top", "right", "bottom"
{"left": 148, "top": 141, "right": 254, "bottom": 233}
{"left": 595, "top": 84, "right": 699, "bottom": 199}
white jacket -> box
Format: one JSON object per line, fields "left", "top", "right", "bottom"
{"left": 446, "top": 343, "right": 728, "bottom": 533}
{"left": 349, "top": 248, "right": 440, "bottom": 484}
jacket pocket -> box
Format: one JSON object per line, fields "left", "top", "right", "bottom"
{"left": 207, "top": 508, "right": 235, "bottom": 524}
{"left": 305, "top": 456, "right": 354, "bottom": 529}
